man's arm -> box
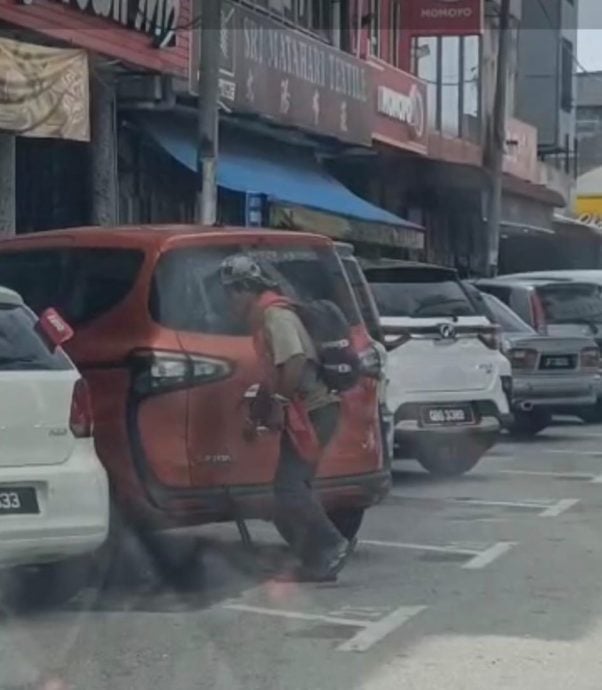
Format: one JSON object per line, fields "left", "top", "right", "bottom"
{"left": 264, "top": 308, "right": 308, "bottom": 401}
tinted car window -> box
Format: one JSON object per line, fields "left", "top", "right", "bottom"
{"left": 536, "top": 283, "right": 602, "bottom": 325}
{"left": 0, "top": 249, "right": 144, "bottom": 326}
{"left": 151, "top": 245, "right": 360, "bottom": 336}
{"left": 369, "top": 271, "right": 476, "bottom": 318}
{"left": 0, "top": 305, "right": 71, "bottom": 371}
{"left": 481, "top": 292, "right": 534, "bottom": 334}
{"left": 477, "top": 284, "right": 512, "bottom": 306}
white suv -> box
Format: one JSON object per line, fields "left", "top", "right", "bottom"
{"left": 0, "top": 287, "right": 109, "bottom": 606}
{"left": 365, "top": 262, "right": 512, "bottom": 476}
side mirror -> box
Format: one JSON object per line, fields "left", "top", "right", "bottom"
{"left": 36, "top": 308, "right": 74, "bottom": 351}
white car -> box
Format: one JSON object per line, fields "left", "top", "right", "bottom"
{"left": 364, "top": 262, "right": 512, "bottom": 476}
{"left": 0, "top": 287, "right": 109, "bottom": 605}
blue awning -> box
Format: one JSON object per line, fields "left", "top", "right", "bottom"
{"left": 136, "top": 114, "right": 422, "bottom": 231}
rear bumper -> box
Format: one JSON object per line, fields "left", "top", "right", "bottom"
{"left": 512, "top": 374, "right": 598, "bottom": 409}
{"left": 395, "top": 416, "right": 501, "bottom": 445}
{"left": 0, "top": 440, "right": 109, "bottom": 568}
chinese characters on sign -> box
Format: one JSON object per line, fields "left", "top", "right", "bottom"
{"left": 218, "top": 1, "right": 373, "bottom": 145}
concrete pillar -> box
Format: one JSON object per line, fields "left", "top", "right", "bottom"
{"left": 90, "top": 69, "right": 118, "bottom": 226}
{"left": 0, "top": 134, "right": 16, "bottom": 238}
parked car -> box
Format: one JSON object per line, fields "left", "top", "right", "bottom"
{"left": 477, "top": 274, "right": 602, "bottom": 422}
{"left": 335, "top": 242, "right": 393, "bottom": 466}
{"left": 466, "top": 285, "right": 599, "bottom": 436}
{"left": 0, "top": 286, "right": 109, "bottom": 606}
{"left": 363, "top": 261, "right": 512, "bottom": 476}
{"left": 0, "top": 227, "right": 389, "bottom": 561}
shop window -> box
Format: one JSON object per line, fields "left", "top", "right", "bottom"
{"left": 413, "top": 34, "right": 482, "bottom": 141}
{"left": 369, "top": 0, "right": 380, "bottom": 57}
{"left": 561, "top": 38, "right": 574, "bottom": 112}
{"left": 389, "top": 0, "right": 401, "bottom": 67}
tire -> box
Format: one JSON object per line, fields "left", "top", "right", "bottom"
{"left": 508, "top": 409, "right": 551, "bottom": 437}
{"left": 579, "top": 400, "right": 602, "bottom": 424}
{"left": 1, "top": 556, "right": 93, "bottom": 612}
{"left": 275, "top": 507, "right": 365, "bottom": 545}
{"left": 133, "top": 528, "right": 201, "bottom": 590}
{"left": 417, "top": 436, "right": 491, "bottom": 476}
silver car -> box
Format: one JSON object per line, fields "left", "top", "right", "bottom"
{"left": 470, "top": 288, "right": 600, "bottom": 436}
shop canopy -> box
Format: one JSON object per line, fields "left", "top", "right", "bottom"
{"left": 135, "top": 114, "right": 424, "bottom": 250}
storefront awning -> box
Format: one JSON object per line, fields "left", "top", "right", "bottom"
{"left": 136, "top": 114, "right": 424, "bottom": 249}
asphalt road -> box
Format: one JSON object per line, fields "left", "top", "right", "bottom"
{"left": 4, "top": 420, "right": 602, "bottom": 690}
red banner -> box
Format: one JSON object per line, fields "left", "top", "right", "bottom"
{"left": 403, "top": 0, "right": 483, "bottom": 36}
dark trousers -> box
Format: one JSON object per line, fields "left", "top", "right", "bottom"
{"left": 273, "top": 403, "right": 345, "bottom": 569}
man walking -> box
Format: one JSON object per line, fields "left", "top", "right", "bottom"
{"left": 220, "top": 254, "right": 351, "bottom": 582}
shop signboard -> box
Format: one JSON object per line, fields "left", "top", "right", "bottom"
{"left": 402, "top": 0, "right": 483, "bottom": 36}
{"left": 210, "top": 1, "right": 374, "bottom": 146}
{"left": 370, "top": 58, "right": 428, "bottom": 155}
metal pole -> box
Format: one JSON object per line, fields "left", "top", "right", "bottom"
{"left": 195, "top": 0, "right": 221, "bottom": 225}
{"left": 484, "top": 0, "right": 511, "bottom": 277}
{"left": 0, "top": 134, "right": 16, "bottom": 238}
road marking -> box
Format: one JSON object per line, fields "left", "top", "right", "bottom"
{"left": 539, "top": 449, "right": 602, "bottom": 456}
{"left": 361, "top": 539, "right": 478, "bottom": 556}
{"left": 337, "top": 605, "right": 427, "bottom": 652}
{"left": 462, "top": 542, "right": 516, "bottom": 570}
{"left": 498, "top": 469, "right": 597, "bottom": 480}
{"left": 590, "top": 474, "right": 602, "bottom": 484}
{"left": 222, "top": 603, "right": 367, "bottom": 628}
{"left": 539, "top": 498, "right": 580, "bottom": 517}
{"left": 452, "top": 497, "right": 551, "bottom": 509}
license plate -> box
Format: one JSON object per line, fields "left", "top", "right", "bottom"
{"left": 0, "top": 487, "right": 39, "bottom": 515}
{"left": 422, "top": 405, "right": 474, "bottom": 426}
{"left": 540, "top": 355, "right": 574, "bottom": 370}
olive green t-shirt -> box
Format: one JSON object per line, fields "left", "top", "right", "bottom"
{"left": 263, "top": 306, "right": 338, "bottom": 411}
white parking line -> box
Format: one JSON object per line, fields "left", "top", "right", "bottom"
{"left": 361, "top": 539, "right": 478, "bottom": 556}
{"left": 540, "top": 449, "right": 602, "bottom": 456}
{"left": 222, "top": 603, "right": 367, "bottom": 627}
{"left": 452, "top": 497, "right": 550, "bottom": 509}
{"left": 462, "top": 542, "right": 516, "bottom": 570}
{"left": 539, "top": 498, "right": 581, "bottom": 517}
{"left": 337, "top": 605, "right": 426, "bottom": 652}
{"left": 498, "top": 469, "right": 597, "bottom": 480}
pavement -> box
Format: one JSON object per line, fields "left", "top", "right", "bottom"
{"left": 4, "top": 420, "right": 602, "bottom": 689}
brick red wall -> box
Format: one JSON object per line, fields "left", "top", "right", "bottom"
{"left": 0, "top": 0, "right": 191, "bottom": 76}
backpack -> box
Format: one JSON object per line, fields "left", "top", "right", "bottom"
{"left": 294, "top": 299, "right": 361, "bottom": 393}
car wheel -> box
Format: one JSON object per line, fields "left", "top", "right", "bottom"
{"left": 579, "top": 400, "right": 602, "bottom": 424}
{"left": 417, "top": 437, "right": 491, "bottom": 476}
{"left": 133, "top": 528, "right": 201, "bottom": 590}
{"left": 1, "top": 556, "right": 93, "bottom": 612}
{"left": 508, "top": 409, "right": 551, "bottom": 437}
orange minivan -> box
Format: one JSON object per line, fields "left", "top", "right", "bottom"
{"left": 0, "top": 226, "right": 389, "bottom": 546}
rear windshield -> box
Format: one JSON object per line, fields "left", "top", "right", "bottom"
{"left": 536, "top": 283, "right": 602, "bottom": 325}
{"left": 340, "top": 257, "right": 383, "bottom": 342}
{"left": 0, "top": 249, "right": 144, "bottom": 326}
{"left": 369, "top": 272, "right": 476, "bottom": 319}
{"left": 0, "top": 305, "right": 71, "bottom": 371}
{"left": 481, "top": 292, "right": 534, "bottom": 334}
{"left": 151, "top": 245, "right": 360, "bottom": 336}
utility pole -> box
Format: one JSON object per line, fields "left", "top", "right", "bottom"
{"left": 195, "top": 0, "right": 221, "bottom": 225}
{"left": 90, "top": 67, "right": 118, "bottom": 226}
{"left": 484, "top": 0, "right": 511, "bottom": 277}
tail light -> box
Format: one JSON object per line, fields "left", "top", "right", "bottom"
{"left": 129, "top": 349, "right": 232, "bottom": 397}
{"left": 70, "top": 378, "right": 93, "bottom": 438}
{"left": 508, "top": 348, "right": 538, "bottom": 371}
{"left": 478, "top": 326, "right": 501, "bottom": 350}
{"left": 530, "top": 292, "right": 547, "bottom": 334}
{"left": 580, "top": 346, "right": 600, "bottom": 371}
